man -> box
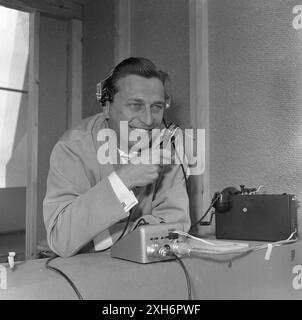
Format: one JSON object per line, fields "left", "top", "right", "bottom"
{"left": 43, "top": 57, "right": 190, "bottom": 257}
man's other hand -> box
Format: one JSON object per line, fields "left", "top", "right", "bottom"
{"left": 116, "top": 149, "right": 171, "bottom": 189}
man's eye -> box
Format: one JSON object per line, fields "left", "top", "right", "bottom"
{"left": 151, "top": 104, "right": 164, "bottom": 112}
{"left": 128, "top": 103, "right": 144, "bottom": 110}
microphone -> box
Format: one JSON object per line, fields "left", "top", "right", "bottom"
{"left": 152, "top": 124, "right": 179, "bottom": 199}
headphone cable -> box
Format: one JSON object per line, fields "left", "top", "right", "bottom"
{"left": 190, "top": 193, "right": 220, "bottom": 229}
{"left": 172, "top": 254, "right": 192, "bottom": 300}
{"left": 45, "top": 255, "right": 84, "bottom": 300}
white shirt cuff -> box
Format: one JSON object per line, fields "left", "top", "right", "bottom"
{"left": 108, "top": 171, "right": 138, "bottom": 212}
{"left": 93, "top": 229, "right": 113, "bottom": 251}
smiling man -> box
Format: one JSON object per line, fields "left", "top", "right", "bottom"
{"left": 43, "top": 57, "right": 190, "bottom": 257}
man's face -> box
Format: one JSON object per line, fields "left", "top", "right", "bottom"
{"left": 107, "top": 74, "right": 166, "bottom": 150}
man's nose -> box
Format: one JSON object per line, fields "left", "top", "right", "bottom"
{"left": 140, "top": 106, "right": 153, "bottom": 126}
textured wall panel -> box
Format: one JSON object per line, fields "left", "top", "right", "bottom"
{"left": 208, "top": 0, "right": 302, "bottom": 232}
{"left": 132, "top": 0, "right": 190, "bottom": 127}
{"left": 82, "top": 0, "right": 115, "bottom": 119}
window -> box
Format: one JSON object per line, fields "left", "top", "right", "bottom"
{"left": 0, "top": 5, "right": 29, "bottom": 188}
{"left": 0, "top": 5, "right": 29, "bottom": 262}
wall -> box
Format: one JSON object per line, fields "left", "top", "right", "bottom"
{"left": 131, "top": 0, "right": 191, "bottom": 128}
{"left": 208, "top": 0, "right": 302, "bottom": 230}
{"left": 0, "top": 187, "right": 26, "bottom": 232}
{"left": 82, "top": 0, "right": 115, "bottom": 119}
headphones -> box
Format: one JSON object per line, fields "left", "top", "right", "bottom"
{"left": 96, "top": 75, "right": 113, "bottom": 107}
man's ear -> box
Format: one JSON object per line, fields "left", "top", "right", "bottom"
{"left": 103, "top": 101, "right": 110, "bottom": 119}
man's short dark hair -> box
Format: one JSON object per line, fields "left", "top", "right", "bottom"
{"left": 100, "top": 57, "right": 169, "bottom": 106}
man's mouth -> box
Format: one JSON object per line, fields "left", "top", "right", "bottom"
{"left": 129, "top": 126, "right": 153, "bottom": 132}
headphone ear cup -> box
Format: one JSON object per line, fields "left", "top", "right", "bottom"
{"left": 213, "top": 187, "right": 239, "bottom": 213}
{"left": 100, "top": 87, "right": 111, "bottom": 106}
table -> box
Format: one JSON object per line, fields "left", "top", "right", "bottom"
{"left": 1, "top": 240, "right": 302, "bottom": 300}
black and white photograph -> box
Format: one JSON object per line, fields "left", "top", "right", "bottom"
{"left": 0, "top": 0, "right": 302, "bottom": 306}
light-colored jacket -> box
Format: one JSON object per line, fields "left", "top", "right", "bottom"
{"left": 43, "top": 113, "right": 190, "bottom": 257}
